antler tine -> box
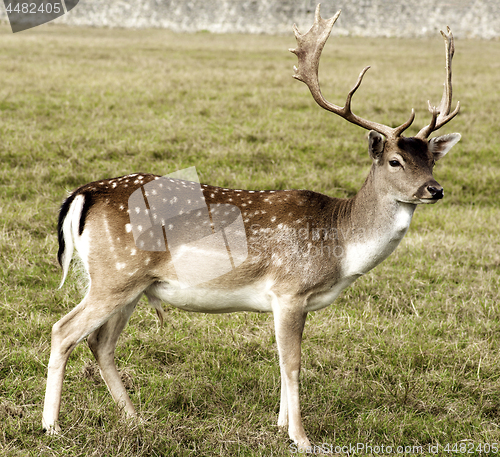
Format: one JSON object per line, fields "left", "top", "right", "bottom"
{"left": 290, "top": 4, "right": 415, "bottom": 139}
{"left": 416, "top": 27, "right": 460, "bottom": 139}
{"left": 425, "top": 100, "right": 440, "bottom": 133}
{"left": 290, "top": 5, "right": 341, "bottom": 98}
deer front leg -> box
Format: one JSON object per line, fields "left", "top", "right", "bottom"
{"left": 273, "top": 296, "right": 309, "bottom": 448}
{"left": 277, "top": 366, "right": 289, "bottom": 429}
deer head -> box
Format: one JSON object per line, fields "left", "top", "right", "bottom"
{"left": 290, "top": 5, "right": 461, "bottom": 204}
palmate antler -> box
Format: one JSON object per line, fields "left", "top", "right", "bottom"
{"left": 416, "top": 27, "right": 461, "bottom": 139}
{"left": 290, "top": 4, "right": 460, "bottom": 140}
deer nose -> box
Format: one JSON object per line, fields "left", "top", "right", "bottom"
{"left": 427, "top": 186, "right": 444, "bottom": 200}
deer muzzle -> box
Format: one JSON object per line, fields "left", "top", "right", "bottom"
{"left": 427, "top": 185, "right": 444, "bottom": 200}
{"left": 414, "top": 180, "right": 444, "bottom": 203}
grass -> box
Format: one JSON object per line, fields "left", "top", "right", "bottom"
{"left": 0, "top": 22, "right": 499, "bottom": 456}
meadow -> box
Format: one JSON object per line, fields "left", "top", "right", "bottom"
{"left": 0, "top": 21, "right": 499, "bottom": 456}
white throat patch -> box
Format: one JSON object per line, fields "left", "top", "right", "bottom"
{"left": 342, "top": 203, "right": 415, "bottom": 277}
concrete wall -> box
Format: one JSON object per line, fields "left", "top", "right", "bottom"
{"left": 3, "top": 0, "right": 500, "bottom": 38}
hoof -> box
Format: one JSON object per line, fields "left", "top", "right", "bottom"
{"left": 42, "top": 422, "right": 60, "bottom": 435}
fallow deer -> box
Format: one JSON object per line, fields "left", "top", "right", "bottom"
{"left": 43, "top": 5, "right": 461, "bottom": 448}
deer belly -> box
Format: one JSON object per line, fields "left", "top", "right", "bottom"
{"left": 146, "top": 280, "right": 275, "bottom": 314}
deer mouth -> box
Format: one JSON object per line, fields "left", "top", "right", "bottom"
{"left": 416, "top": 197, "right": 441, "bottom": 204}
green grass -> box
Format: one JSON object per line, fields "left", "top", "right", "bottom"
{"left": 0, "top": 22, "right": 499, "bottom": 456}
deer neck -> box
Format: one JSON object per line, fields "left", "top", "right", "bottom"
{"left": 340, "top": 168, "right": 416, "bottom": 277}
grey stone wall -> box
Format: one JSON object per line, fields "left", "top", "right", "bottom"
{"left": 3, "top": 0, "right": 500, "bottom": 38}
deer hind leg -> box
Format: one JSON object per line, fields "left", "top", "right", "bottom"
{"left": 42, "top": 291, "right": 140, "bottom": 434}
{"left": 87, "top": 297, "right": 140, "bottom": 418}
{"left": 272, "top": 296, "right": 309, "bottom": 448}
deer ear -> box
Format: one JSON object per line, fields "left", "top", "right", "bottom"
{"left": 428, "top": 133, "right": 461, "bottom": 161}
{"left": 368, "top": 130, "right": 386, "bottom": 161}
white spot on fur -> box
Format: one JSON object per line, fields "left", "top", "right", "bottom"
{"left": 272, "top": 253, "right": 283, "bottom": 266}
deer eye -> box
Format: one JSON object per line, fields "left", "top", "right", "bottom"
{"left": 389, "top": 160, "right": 402, "bottom": 168}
